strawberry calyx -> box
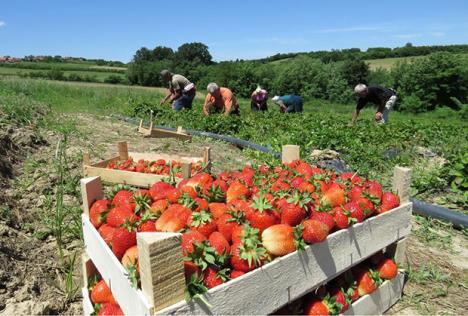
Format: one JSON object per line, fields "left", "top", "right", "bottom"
{"left": 190, "top": 210, "right": 212, "bottom": 227}
{"left": 251, "top": 193, "right": 273, "bottom": 213}
{"left": 294, "top": 224, "right": 306, "bottom": 251}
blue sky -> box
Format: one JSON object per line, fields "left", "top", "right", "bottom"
{"left": 1, "top": 0, "right": 467, "bottom": 62}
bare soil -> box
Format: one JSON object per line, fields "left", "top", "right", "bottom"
{"left": 0, "top": 113, "right": 466, "bottom": 315}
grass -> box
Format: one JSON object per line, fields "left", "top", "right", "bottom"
{"left": 366, "top": 53, "right": 468, "bottom": 70}
{"left": 0, "top": 67, "right": 126, "bottom": 82}
{"left": 0, "top": 61, "right": 126, "bottom": 73}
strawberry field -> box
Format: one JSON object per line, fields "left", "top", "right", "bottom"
{"left": 0, "top": 78, "right": 467, "bottom": 315}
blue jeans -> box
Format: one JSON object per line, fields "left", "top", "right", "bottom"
{"left": 285, "top": 101, "right": 303, "bottom": 113}
{"left": 173, "top": 89, "right": 195, "bottom": 111}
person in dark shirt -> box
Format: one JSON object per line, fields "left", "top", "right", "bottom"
{"left": 351, "top": 84, "right": 397, "bottom": 124}
{"left": 272, "top": 95, "right": 303, "bottom": 113}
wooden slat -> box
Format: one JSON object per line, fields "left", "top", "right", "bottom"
{"left": 89, "top": 156, "right": 121, "bottom": 168}
{"left": 203, "top": 147, "right": 211, "bottom": 172}
{"left": 82, "top": 214, "right": 153, "bottom": 315}
{"left": 156, "top": 203, "right": 412, "bottom": 315}
{"left": 118, "top": 141, "right": 129, "bottom": 160}
{"left": 148, "top": 129, "right": 192, "bottom": 141}
{"left": 343, "top": 273, "right": 404, "bottom": 315}
{"left": 181, "top": 163, "right": 192, "bottom": 180}
{"left": 80, "top": 177, "right": 104, "bottom": 216}
{"left": 129, "top": 152, "right": 202, "bottom": 164}
{"left": 392, "top": 166, "right": 412, "bottom": 204}
{"left": 81, "top": 253, "right": 98, "bottom": 289}
{"left": 282, "top": 145, "right": 300, "bottom": 164}
{"left": 386, "top": 238, "right": 408, "bottom": 268}
{"left": 138, "top": 233, "right": 186, "bottom": 313}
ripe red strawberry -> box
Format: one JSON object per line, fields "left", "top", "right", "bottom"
{"left": 310, "top": 211, "right": 335, "bottom": 231}
{"left": 194, "top": 197, "right": 209, "bottom": 212}
{"left": 98, "top": 224, "right": 115, "bottom": 245}
{"left": 270, "top": 180, "right": 290, "bottom": 192}
{"left": 333, "top": 208, "right": 350, "bottom": 229}
{"left": 356, "top": 197, "right": 375, "bottom": 217}
{"left": 203, "top": 267, "right": 229, "bottom": 289}
{"left": 181, "top": 230, "right": 207, "bottom": 255}
{"left": 208, "top": 231, "right": 230, "bottom": 255}
{"left": 98, "top": 303, "right": 124, "bottom": 316}
{"left": 364, "top": 181, "right": 383, "bottom": 200}
{"left": 230, "top": 270, "right": 245, "bottom": 279}
{"left": 184, "top": 261, "right": 200, "bottom": 280}
{"left": 155, "top": 204, "right": 191, "bottom": 232}
{"left": 121, "top": 245, "right": 139, "bottom": 270}
{"left": 280, "top": 202, "right": 306, "bottom": 226}
{"left": 106, "top": 206, "right": 139, "bottom": 228}
{"left": 209, "top": 202, "right": 229, "bottom": 220}
{"left": 188, "top": 210, "right": 217, "bottom": 238}
{"left": 149, "top": 181, "right": 174, "bottom": 201}
{"left": 185, "top": 172, "right": 213, "bottom": 190}
{"left": 230, "top": 242, "right": 264, "bottom": 272}
{"left": 347, "top": 185, "right": 364, "bottom": 201}
{"left": 356, "top": 269, "right": 379, "bottom": 296}
{"left": 295, "top": 162, "right": 314, "bottom": 179}
{"left": 149, "top": 199, "right": 168, "bottom": 216}
{"left": 226, "top": 181, "right": 249, "bottom": 203}
{"left": 298, "top": 181, "right": 316, "bottom": 194}
{"left": 248, "top": 195, "right": 280, "bottom": 234}
{"left": 89, "top": 199, "right": 110, "bottom": 228}
{"left": 377, "top": 258, "right": 398, "bottom": 279}
{"left": 261, "top": 224, "right": 296, "bottom": 256}
{"left": 111, "top": 226, "right": 136, "bottom": 260}
{"left": 344, "top": 201, "right": 364, "bottom": 223}
{"left": 304, "top": 299, "right": 330, "bottom": 316}
{"left": 331, "top": 288, "right": 351, "bottom": 313}
{"left": 166, "top": 188, "right": 182, "bottom": 203}
{"left": 379, "top": 192, "right": 400, "bottom": 213}
{"left": 138, "top": 220, "right": 156, "bottom": 232}
{"left": 291, "top": 176, "right": 305, "bottom": 188}
{"left": 302, "top": 219, "right": 330, "bottom": 244}
{"left": 321, "top": 184, "right": 345, "bottom": 208}
{"left": 217, "top": 212, "right": 242, "bottom": 242}
{"left": 112, "top": 190, "right": 135, "bottom": 209}
{"left": 340, "top": 172, "right": 363, "bottom": 185}
{"left": 91, "top": 280, "right": 117, "bottom": 304}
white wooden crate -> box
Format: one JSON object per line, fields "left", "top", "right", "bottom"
{"left": 81, "top": 287, "right": 94, "bottom": 316}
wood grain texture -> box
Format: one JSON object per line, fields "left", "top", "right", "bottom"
{"left": 129, "top": 152, "right": 202, "bottom": 164}
{"left": 343, "top": 273, "right": 404, "bottom": 315}
{"left": 80, "top": 177, "right": 104, "bottom": 216}
{"left": 81, "top": 287, "right": 94, "bottom": 316}
{"left": 82, "top": 214, "right": 152, "bottom": 315}
{"left": 118, "top": 141, "right": 129, "bottom": 160}
{"left": 157, "top": 203, "right": 412, "bottom": 315}
{"left": 282, "top": 145, "right": 300, "bottom": 164}
{"left": 137, "top": 233, "right": 186, "bottom": 313}
{"left": 203, "top": 147, "right": 211, "bottom": 172}
{"left": 81, "top": 254, "right": 97, "bottom": 289}
{"left": 392, "top": 166, "right": 412, "bottom": 204}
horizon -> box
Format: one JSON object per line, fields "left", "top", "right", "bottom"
{"left": 1, "top": 0, "right": 467, "bottom": 62}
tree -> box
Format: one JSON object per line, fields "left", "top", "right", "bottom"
{"left": 152, "top": 46, "right": 174, "bottom": 61}
{"left": 175, "top": 42, "right": 212, "bottom": 66}
{"left": 133, "top": 47, "right": 154, "bottom": 63}
{"left": 340, "top": 57, "right": 369, "bottom": 87}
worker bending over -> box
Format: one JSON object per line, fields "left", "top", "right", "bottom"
{"left": 203, "top": 83, "right": 240, "bottom": 116}
{"left": 160, "top": 70, "right": 196, "bottom": 111}
{"left": 351, "top": 84, "right": 397, "bottom": 124}
{"left": 272, "top": 95, "right": 303, "bottom": 113}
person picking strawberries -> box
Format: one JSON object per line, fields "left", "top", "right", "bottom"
{"left": 203, "top": 83, "right": 240, "bottom": 116}
{"left": 159, "top": 70, "right": 196, "bottom": 111}
{"left": 351, "top": 83, "right": 397, "bottom": 125}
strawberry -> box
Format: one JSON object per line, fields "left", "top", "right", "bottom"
{"left": 149, "top": 181, "right": 174, "bottom": 201}
{"left": 332, "top": 289, "right": 351, "bottom": 313}
{"left": 230, "top": 242, "right": 264, "bottom": 272}
{"left": 209, "top": 231, "right": 231, "bottom": 255}
{"left": 364, "top": 181, "right": 383, "bottom": 201}
{"left": 155, "top": 204, "right": 191, "bottom": 232}
{"left": 185, "top": 172, "right": 213, "bottom": 190}
{"left": 226, "top": 181, "right": 249, "bottom": 203}
{"left": 166, "top": 188, "right": 182, "bottom": 203}
{"left": 344, "top": 201, "right": 364, "bottom": 223}
{"left": 98, "top": 303, "right": 123, "bottom": 316}
{"left": 291, "top": 176, "right": 305, "bottom": 188}
{"left": 138, "top": 220, "right": 156, "bottom": 232}
{"left": 181, "top": 230, "right": 207, "bottom": 255}
{"left": 89, "top": 199, "right": 110, "bottom": 228}
{"left": 98, "top": 224, "right": 115, "bottom": 245}
{"left": 91, "top": 280, "right": 117, "bottom": 304}
{"left": 356, "top": 196, "right": 375, "bottom": 217}
{"left": 304, "top": 299, "right": 330, "bottom": 316}
{"left": 347, "top": 185, "right": 364, "bottom": 201}
{"left": 270, "top": 180, "right": 290, "bottom": 192}
{"left": 310, "top": 211, "right": 335, "bottom": 231}
{"left": 106, "top": 206, "right": 139, "bottom": 228}
{"left": 298, "top": 181, "right": 316, "bottom": 194}
{"left": 248, "top": 194, "right": 280, "bottom": 234}
{"left": 280, "top": 202, "right": 306, "bottom": 226}
{"left": 194, "top": 197, "right": 209, "bottom": 212}
{"left": 379, "top": 192, "right": 400, "bottom": 213}
{"left": 188, "top": 210, "right": 217, "bottom": 238}
{"left": 209, "top": 202, "right": 229, "bottom": 220}
{"left": 203, "top": 267, "right": 230, "bottom": 289}
{"left": 355, "top": 269, "right": 380, "bottom": 296}
{"left": 111, "top": 226, "right": 136, "bottom": 260}
{"left": 320, "top": 184, "right": 345, "bottom": 208}
{"left": 112, "top": 190, "right": 135, "bottom": 209}
{"left": 295, "top": 162, "right": 314, "bottom": 179}
{"left": 377, "top": 258, "right": 398, "bottom": 280}
{"left": 301, "top": 219, "right": 330, "bottom": 244}
{"left": 340, "top": 172, "right": 363, "bottom": 185}
{"left": 217, "top": 212, "right": 244, "bottom": 242}
{"left": 121, "top": 245, "right": 139, "bottom": 269}
{"left": 230, "top": 270, "right": 245, "bottom": 279}
{"left": 148, "top": 199, "right": 169, "bottom": 216}
{"left": 333, "top": 208, "right": 350, "bottom": 229}
{"left": 184, "top": 261, "right": 200, "bottom": 280}
{"left": 261, "top": 224, "right": 296, "bottom": 256}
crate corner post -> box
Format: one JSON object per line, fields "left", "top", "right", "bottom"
{"left": 203, "top": 147, "right": 211, "bottom": 171}
{"left": 80, "top": 176, "right": 104, "bottom": 216}
{"left": 392, "top": 166, "right": 412, "bottom": 204}
{"left": 282, "top": 144, "right": 300, "bottom": 164}
{"left": 117, "top": 141, "right": 129, "bottom": 161}
{"left": 137, "top": 232, "right": 186, "bottom": 313}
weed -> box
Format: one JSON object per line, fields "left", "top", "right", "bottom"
{"left": 412, "top": 215, "right": 455, "bottom": 251}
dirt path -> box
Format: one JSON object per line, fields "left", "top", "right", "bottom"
{"left": 0, "top": 113, "right": 466, "bottom": 315}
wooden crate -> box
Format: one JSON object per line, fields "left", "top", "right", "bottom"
{"left": 138, "top": 111, "right": 192, "bottom": 141}
{"left": 81, "top": 255, "right": 95, "bottom": 316}
{"left": 81, "top": 164, "right": 412, "bottom": 315}
{"left": 83, "top": 141, "right": 211, "bottom": 188}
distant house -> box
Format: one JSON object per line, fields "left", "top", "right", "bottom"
{"left": 0, "top": 56, "right": 22, "bottom": 63}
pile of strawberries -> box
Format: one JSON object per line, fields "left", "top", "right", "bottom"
{"left": 89, "top": 160, "right": 400, "bottom": 295}
{"left": 107, "top": 157, "right": 203, "bottom": 177}
{"left": 88, "top": 274, "right": 123, "bottom": 315}
{"left": 274, "top": 253, "right": 399, "bottom": 315}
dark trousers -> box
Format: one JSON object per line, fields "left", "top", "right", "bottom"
{"left": 173, "top": 89, "right": 195, "bottom": 111}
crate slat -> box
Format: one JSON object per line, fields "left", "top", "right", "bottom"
{"left": 156, "top": 202, "right": 412, "bottom": 315}
{"left": 82, "top": 287, "right": 94, "bottom": 316}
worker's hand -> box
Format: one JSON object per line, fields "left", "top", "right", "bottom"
{"left": 375, "top": 112, "right": 383, "bottom": 122}
{"left": 159, "top": 100, "right": 165, "bottom": 106}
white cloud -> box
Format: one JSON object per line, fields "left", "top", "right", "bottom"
{"left": 0, "top": 21, "right": 5, "bottom": 28}
{"left": 393, "top": 33, "right": 422, "bottom": 39}
{"left": 430, "top": 31, "right": 446, "bottom": 37}
{"left": 316, "top": 26, "right": 382, "bottom": 33}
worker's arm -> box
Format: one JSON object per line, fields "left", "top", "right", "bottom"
{"left": 276, "top": 100, "right": 287, "bottom": 112}
{"left": 223, "top": 93, "right": 234, "bottom": 116}
{"left": 160, "top": 90, "right": 172, "bottom": 105}
{"left": 351, "top": 109, "right": 360, "bottom": 124}
{"left": 350, "top": 98, "right": 366, "bottom": 124}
